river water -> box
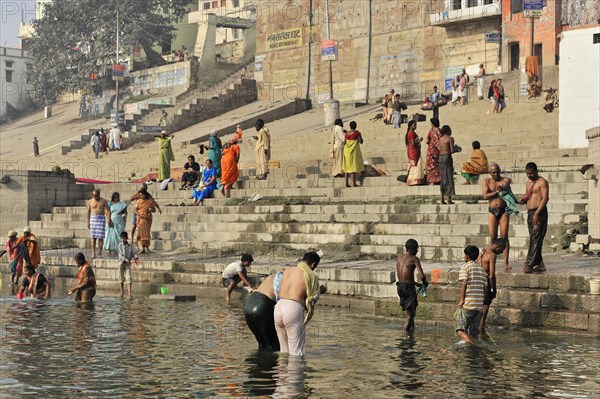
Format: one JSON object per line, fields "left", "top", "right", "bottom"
{"left": 1, "top": 290, "right": 599, "bottom": 398}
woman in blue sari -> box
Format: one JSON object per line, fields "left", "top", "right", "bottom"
{"left": 104, "top": 192, "right": 127, "bottom": 253}
{"left": 191, "top": 160, "right": 217, "bottom": 206}
{"left": 207, "top": 129, "right": 222, "bottom": 177}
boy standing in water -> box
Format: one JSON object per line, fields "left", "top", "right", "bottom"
{"left": 455, "top": 245, "right": 487, "bottom": 343}
{"left": 118, "top": 231, "right": 138, "bottom": 299}
{"left": 396, "top": 239, "right": 428, "bottom": 331}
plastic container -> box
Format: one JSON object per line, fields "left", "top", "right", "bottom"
{"left": 590, "top": 279, "right": 600, "bottom": 295}
{"left": 160, "top": 287, "right": 168, "bottom": 295}
{"left": 16, "top": 292, "right": 24, "bottom": 299}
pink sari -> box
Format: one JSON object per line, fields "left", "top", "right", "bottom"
{"left": 426, "top": 127, "right": 441, "bottom": 184}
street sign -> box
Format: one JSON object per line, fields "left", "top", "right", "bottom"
{"left": 113, "top": 63, "right": 126, "bottom": 81}
{"left": 523, "top": 0, "right": 543, "bottom": 18}
{"left": 321, "top": 39, "right": 338, "bottom": 62}
{"left": 484, "top": 32, "right": 502, "bottom": 43}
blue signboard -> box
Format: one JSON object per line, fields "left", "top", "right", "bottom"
{"left": 523, "top": 0, "right": 543, "bottom": 17}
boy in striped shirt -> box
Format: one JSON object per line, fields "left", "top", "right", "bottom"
{"left": 455, "top": 245, "right": 488, "bottom": 343}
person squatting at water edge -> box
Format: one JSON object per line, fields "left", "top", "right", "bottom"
{"left": 19, "top": 264, "right": 51, "bottom": 299}
{"left": 67, "top": 253, "right": 97, "bottom": 303}
{"left": 455, "top": 246, "right": 487, "bottom": 344}
{"left": 396, "top": 239, "right": 428, "bottom": 332}
{"left": 273, "top": 252, "right": 327, "bottom": 357}
{"left": 222, "top": 253, "right": 255, "bottom": 303}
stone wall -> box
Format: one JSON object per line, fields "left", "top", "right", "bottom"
{"left": 0, "top": 170, "right": 90, "bottom": 234}
{"left": 130, "top": 61, "right": 193, "bottom": 95}
{"left": 255, "top": 0, "right": 504, "bottom": 104}
{"left": 585, "top": 127, "right": 600, "bottom": 240}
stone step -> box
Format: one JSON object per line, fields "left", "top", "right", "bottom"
{"left": 37, "top": 209, "right": 570, "bottom": 225}
{"left": 48, "top": 201, "right": 585, "bottom": 216}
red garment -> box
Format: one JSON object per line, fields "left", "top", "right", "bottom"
{"left": 345, "top": 130, "right": 361, "bottom": 141}
{"left": 493, "top": 86, "right": 501, "bottom": 100}
{"left": 406, "top": 130, "right": 421, "bottom": 163}
{"left": 426, "top": 127, "right": 442, "bottom": 184}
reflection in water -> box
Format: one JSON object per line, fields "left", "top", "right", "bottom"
{"left": 274, "top": 355, "right": 307, "bottom": 399}
{"left": 0, "top": 292, "right": 599, "bottom": 398}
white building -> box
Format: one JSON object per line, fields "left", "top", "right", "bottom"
{"left": 189, "top": 0, "right": 253, "bottom": 48}
{"left": 0, "top": 47, "right": 33, "bottom": 120}
{"left": 558, "top": 26, "right": 600, "bottom": 148}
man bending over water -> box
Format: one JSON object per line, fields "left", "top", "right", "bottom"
{"left": 396, "top": 239, "right": 428, "bottom": 331}
{"left": 274, "top": 252, "right": 326, "bottom": 356}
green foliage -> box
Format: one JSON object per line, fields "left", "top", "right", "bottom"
{"left": 28, "top": 0, "right": 193, "bottom": 104}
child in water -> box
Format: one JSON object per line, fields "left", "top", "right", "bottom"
{"left": 396, "top": 239, "right": 428, "bottom": 331}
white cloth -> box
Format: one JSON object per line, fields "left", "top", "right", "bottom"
{"left": 274, "top": 299, "right": 306, "bottom": 356}
{"left": 222, "top": 261, "right": 243, "bottom": 279}
{"left": 477, "top": 77, "right": 485, "bottom": 98}
{"left": 110, "top": 128, "right": 121, "bottom": 150}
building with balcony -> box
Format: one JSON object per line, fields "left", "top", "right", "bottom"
{"left": 429, "top": 0, "right": 502, "bottom": 89}
{"left": 0, "top": 47, "right": 33, "bottom": 120}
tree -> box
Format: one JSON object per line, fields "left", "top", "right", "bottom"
{"left": 28, "top": 0, "right": 193, "bottom": 104}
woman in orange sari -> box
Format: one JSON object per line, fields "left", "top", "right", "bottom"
{"left": 135, "top": 190, "right": 161, "bottom": 253}
{"left": 221, "top": 138, "right": 241, "bottom": 198}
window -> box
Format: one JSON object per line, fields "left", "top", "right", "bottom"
{"left": 594, "top": 33, "right": 600, "bottom": 44}
{"left": 6, "top": 70, "right": 13, "bottom": 82}
{"left": 212, "top": 1, "right": 218, "bottom": 8}
{"left": 221, "top": 0, "right": 227, "bottom": 6}
{"left": 232, "top": 29, "right": 240, "bottom": 39}
{"left": 511, "top": 0, "right": 522, "bottom": 14}
{"left": 483, "top": 0, "right": 493, "bottom": 4}
{"left": 467, "top": 0, "right": 478, "bottom": 7}
{"left": 233, "top": 0, "right": 240, "bottom": 7}
{"left": 452, "top": 0, "right": 462, "bottom": 10}
{"left": 5, "top": 61, "right": 13, "bottom": 68}
{"left": 204, "top": 2, "right": 211, "bottom": 10}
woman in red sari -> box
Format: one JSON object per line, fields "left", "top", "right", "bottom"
{"left": 405, "top": 120, "right": 425, "bottom": 186}
{"left": 425, "top": 117, "right": 442, "bottom": 185}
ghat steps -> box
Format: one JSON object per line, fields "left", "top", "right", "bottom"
{"left": 32, "top": 256, "right": 600, "bottom": 334}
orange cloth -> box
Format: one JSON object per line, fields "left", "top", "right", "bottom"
{"left": 221, "top": 144, "right": 240, "bottom": 186}
{"left": 16, "top": 234, "right": 41, "bottom": 268}
{"left": 461, "top": 149, "right": 489, "bottom": 175}
{"left": 525, "top": 56, "right": 539, "bottom": 77}
{"left": 136, "top": 198, "right": 158, "bottom": 247}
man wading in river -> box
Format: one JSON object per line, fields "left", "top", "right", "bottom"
{"left": 396, "top": 239, "right": 428, "bottom": 332}
{"left": 273, "top": 252, "right": 326, "bottom": 356}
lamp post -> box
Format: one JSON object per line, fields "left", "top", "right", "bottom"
{"left": 323, "top": 0, "right": 339, "bottom": 127}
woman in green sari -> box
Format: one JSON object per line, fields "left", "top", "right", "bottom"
{"left": 157, "top": 131, "right": 175, "bottom": 181}
{"left": 104, "top": 192, "right": 127, "bottom": 253}
{"left": 207, "top": 129, "right": 222, "bottom": 177}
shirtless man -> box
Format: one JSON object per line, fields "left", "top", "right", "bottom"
{"left": 244, "top": 273, "right": 281, "bottom": 350}
{"left": 438, "top": 125, "right": 459, "bottom": 205}
{"left": 396, "top": 239, "right": 428, "bottom": 331}
{"left": 482, "top": 163, "right": 512, "bottom": 271}
{"left": 67, "top": 252, "right": 97, "bottom": 303}
{"left": 519, "top": 162, "right": 550, "bottom": 274}
{"left": 86, "top": 189, "right": 111, "bottom": 259}
{"left": 273, "top": 252, "right": 326, "bottom": 356}
{"left": 478, "top": 238, "right": 506, "bottom": 333}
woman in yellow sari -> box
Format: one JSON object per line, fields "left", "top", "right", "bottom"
{"left": 157, "top": 131, "right": 175, "bottom": 181}
{"left": 342, "top": 121, "right": 365, "bottom": 187}
{"left": 135, "top": 190, "right": 161, "bottom": 253}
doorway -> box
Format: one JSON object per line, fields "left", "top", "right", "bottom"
{"left": 534, "top": 43, "right": 543, "bottom": 67}
{"left": 509, "top": 42, "right": 520, "bottom": 71}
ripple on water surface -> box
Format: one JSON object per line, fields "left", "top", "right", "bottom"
{"left": 1, "top": 295, "right": 599, "bottom": 398}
